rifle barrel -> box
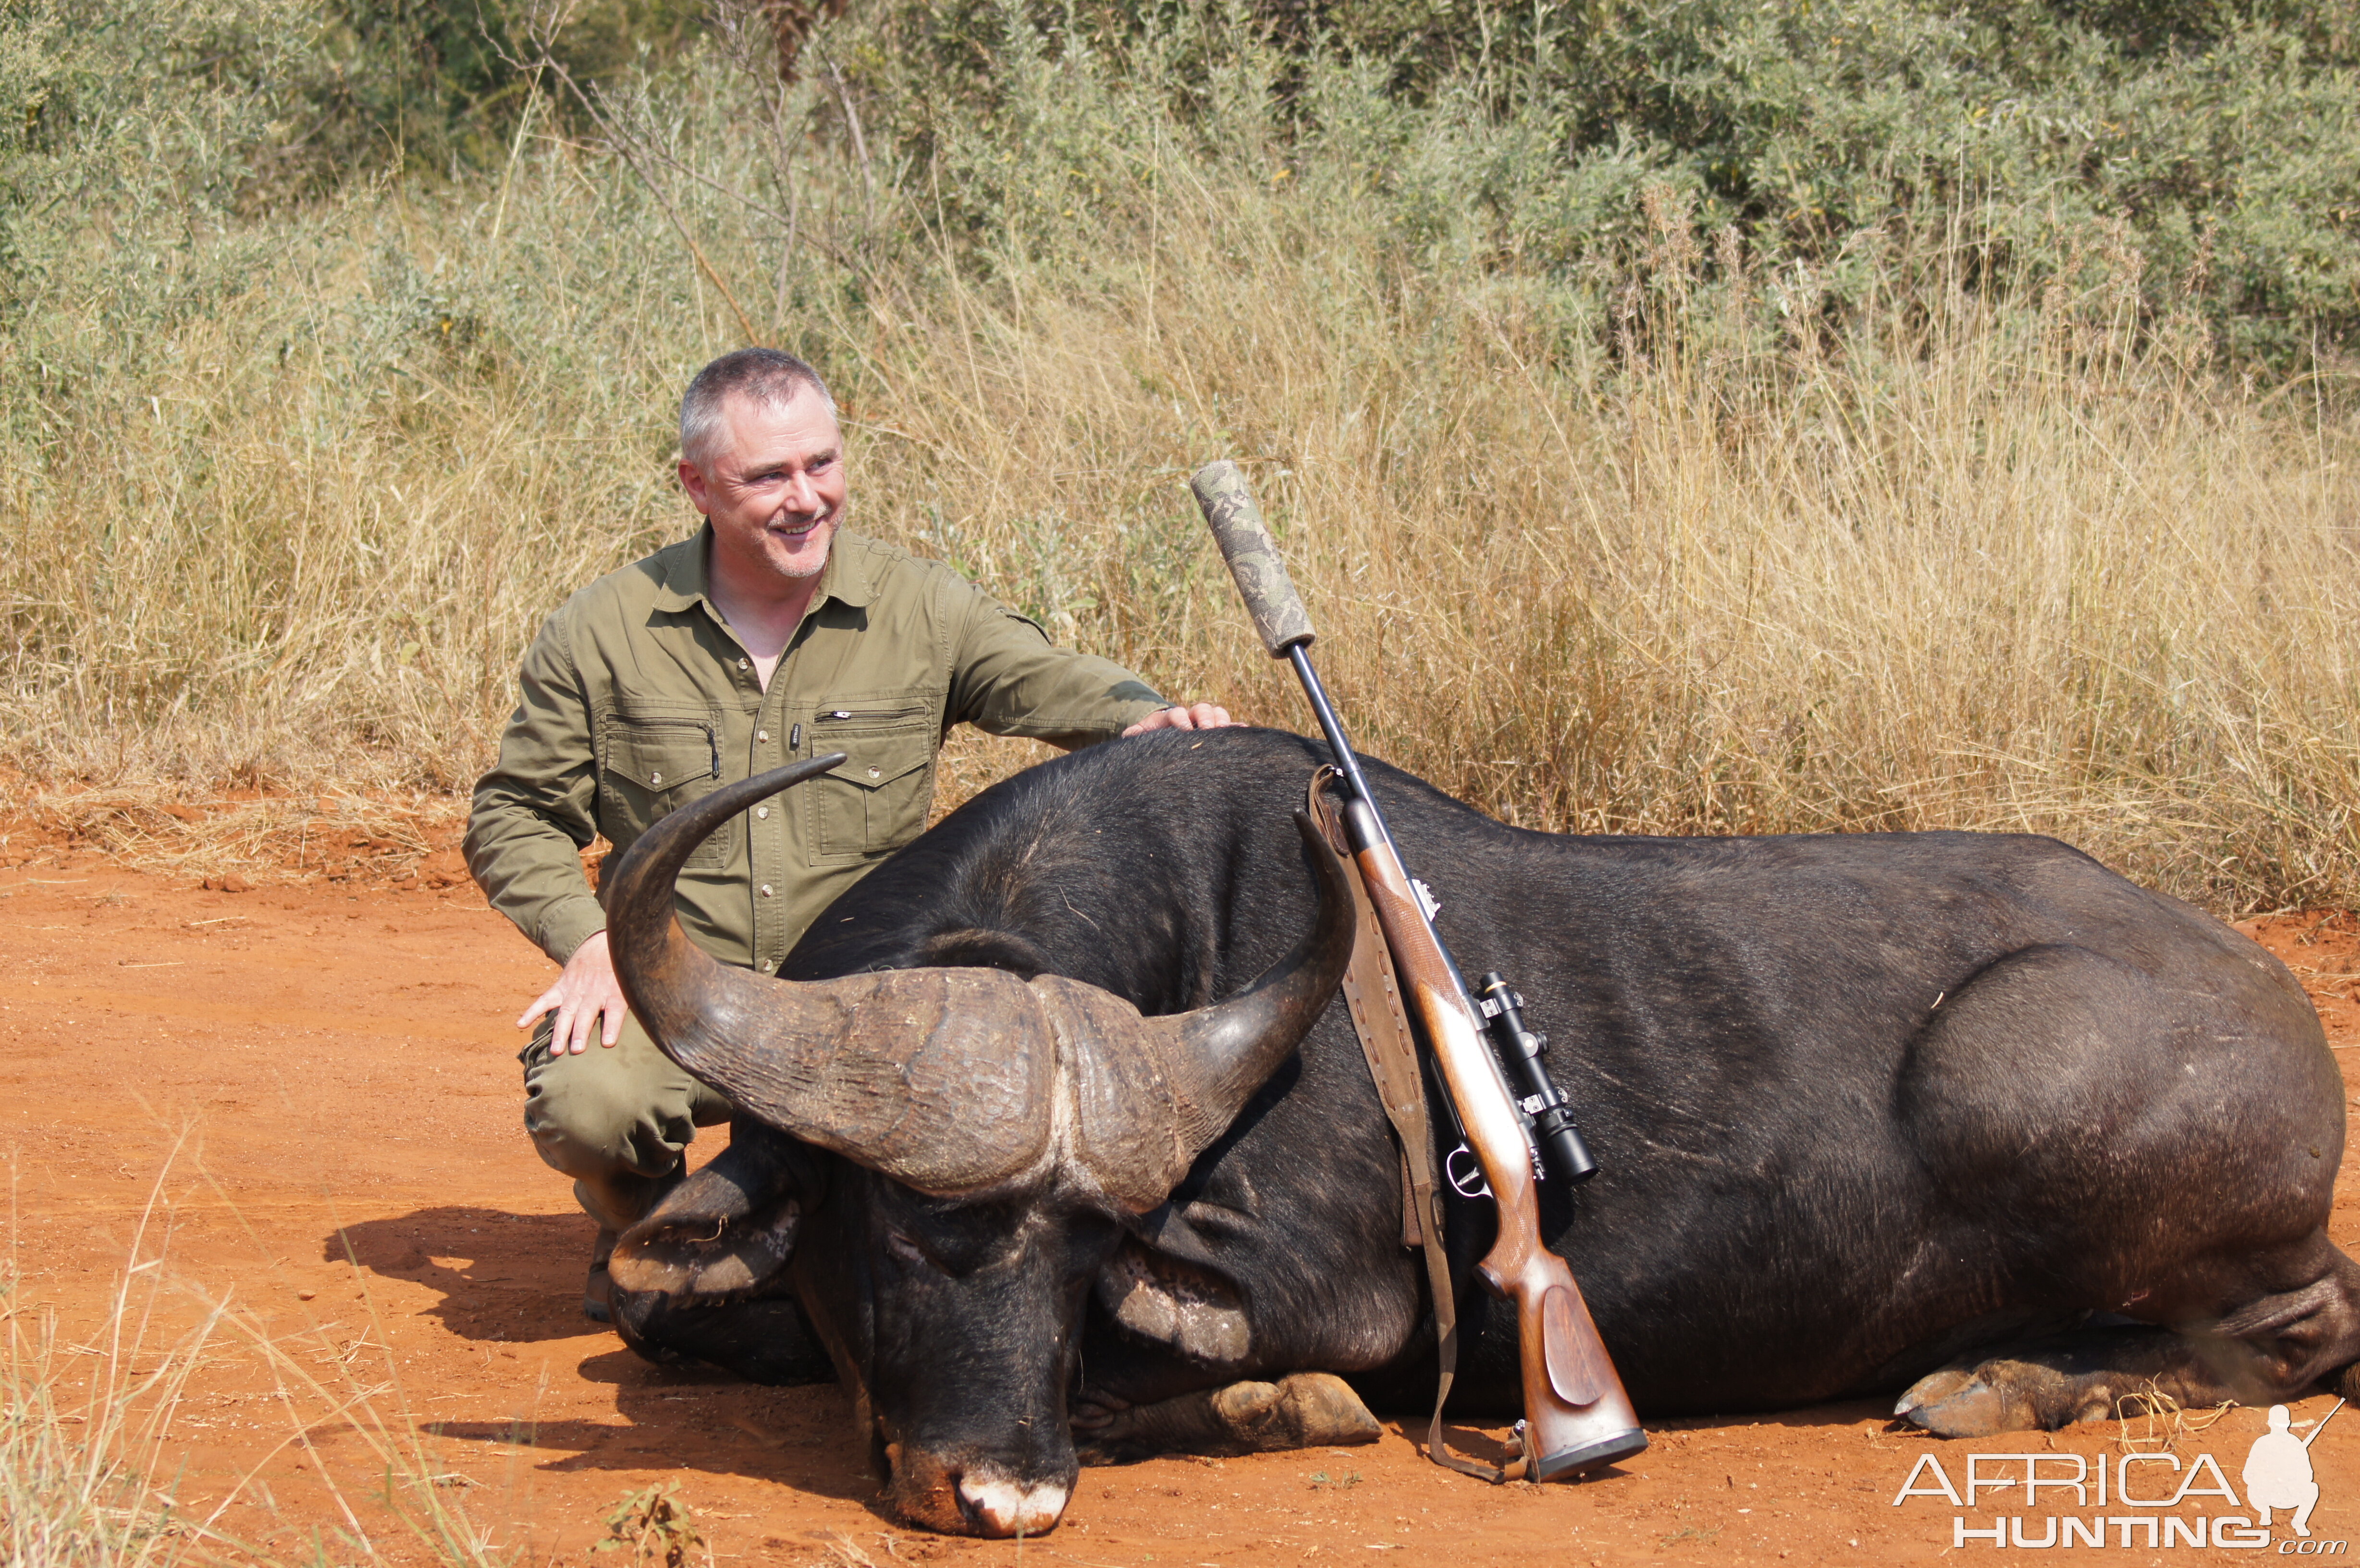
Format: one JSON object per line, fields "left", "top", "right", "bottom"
{"left": 1283, "top": 645, "right": 1496, "bottom": 1002}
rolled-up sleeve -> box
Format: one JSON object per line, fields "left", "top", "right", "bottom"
{"left": 944, "top": 580, "right": 1168, "bottom": 747}
{"left": 465, "top": 610, "right": 608, "bottom": 965}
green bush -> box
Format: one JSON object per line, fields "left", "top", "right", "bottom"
{"left": 14, "top": 0, "right": 2355, "bottom": 361}
{"left": 854, "top": 0, "right": 2360, "bottom": 364}
{"left": 305, "top": 0, "right": 706, "bottom": 178}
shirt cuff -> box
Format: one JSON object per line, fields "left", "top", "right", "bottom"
{"left": 536, "top": 896, "right": 610, "bottom": 967}
{"left": 1032, "top": 698, "right": 1171, "bottom": 747}
{"left": 1111, "top": 697, "right": 1176, "bottom": 732}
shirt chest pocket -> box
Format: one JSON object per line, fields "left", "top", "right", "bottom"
{"left": 808, "top": 706, "right": 937, "bottom": 863}
{"left": 601, "top": 713, "right": 729, "bottom": 870}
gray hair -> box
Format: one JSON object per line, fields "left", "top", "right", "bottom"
{"left": 679, "top": 348, "right": 837, "bottom": 470}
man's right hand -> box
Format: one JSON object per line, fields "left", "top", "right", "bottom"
{"left": 519, "top": 929, "right": 628, "bottom": 1055}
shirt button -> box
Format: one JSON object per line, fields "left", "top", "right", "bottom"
{"left": 649, "top": 771, "right": 663, "bottom": 785}
{"left": 760, "top": 884, "right": 774, "bottom": 897}
{"left": 756, "top": 729, "right": 769, "bottom": 742}
{"left": 737, "top": 659, "right": 749, "bottom": 672}
{"left": 759, "top": 958, "right": 776, "bottom": 973}
{"left": 866, "top": 766, "right": 881, "bottom": 779}
{"left": 756, "top": 805, "right": 769, "bottom": 819}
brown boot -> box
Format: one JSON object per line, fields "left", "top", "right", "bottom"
{"left": 584, "top": 1228, "right": 619, "bottom": 1323}
{"left": 576, "top": 1165, "right": 685, "bottom": 1325}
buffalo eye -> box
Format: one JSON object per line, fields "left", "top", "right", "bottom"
{"left": 885, "top": 1232, "right": 929, "bottom": 1268}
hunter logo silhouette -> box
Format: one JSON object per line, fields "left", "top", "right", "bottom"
{"left": 2246, "top": 1398, "right": 2342, "bottom": 1537}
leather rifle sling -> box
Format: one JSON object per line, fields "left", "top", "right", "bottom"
{"left": 1307, "top": 770, "right": 1511, "bottom": 1483}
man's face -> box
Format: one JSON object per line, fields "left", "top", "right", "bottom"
{"left": 679, "top": 385, "right": 848, "bottom": 585}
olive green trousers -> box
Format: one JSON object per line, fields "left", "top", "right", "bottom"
{"left": 520, "top": 1011, "right": 733, "bottom": 1233}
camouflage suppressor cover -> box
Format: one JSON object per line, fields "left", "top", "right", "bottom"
{"left": 1190, "top": 460, "right": 1315, "bottom": 656}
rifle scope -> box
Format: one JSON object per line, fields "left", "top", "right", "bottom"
{"left": 1475, "top": 973, "right": 1598, "bottom": 1185}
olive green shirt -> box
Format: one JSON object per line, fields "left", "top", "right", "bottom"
{"left": 466, "top": 526, "right": 1167, "bottom": 976}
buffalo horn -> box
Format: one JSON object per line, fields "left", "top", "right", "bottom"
{"left": 603, "top": 759, "right": 1059, "bottom": 1196}
{"left": 1058, "top": 811, "right": 1359, "bottom": 1211}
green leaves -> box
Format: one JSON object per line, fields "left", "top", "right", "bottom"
{"left": 843, "top": 0, "right": 2360, "bottom": 364}
{"left": 592, "top": 1482, "right": 709, "bottom": 1568}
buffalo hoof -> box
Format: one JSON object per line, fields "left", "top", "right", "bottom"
{"left": 1896, "top": 1357, "right": 2126, "bottom": 1436}
{"left": 1217, "top": 1372, "right": 1383, "bottom": 1449}
{"left": 1895, "top": 1328, "right": 2245, "bottom": 1436}
{"left": 1894, "top": 1368, "right": 2039, "bottom": 1437}
{"left": 1076, "top": 1372, "right": 1381, "bottom": 1463}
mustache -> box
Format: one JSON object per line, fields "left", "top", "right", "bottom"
{"left": 771, "top": 495, "right": 849, "bottom": 532}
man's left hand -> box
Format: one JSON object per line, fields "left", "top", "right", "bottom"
{"left": 1123, "top": 701, "right": 1236, "bottom": 737}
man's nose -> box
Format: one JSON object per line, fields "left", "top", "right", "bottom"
{"left": 783, "top": 466, "right": 823, "bottom": 515}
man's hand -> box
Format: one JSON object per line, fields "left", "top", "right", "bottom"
{"left": 518, "top": 929, "right": 628, "bottom": 1055}
{"left": 1122, "top": 701, "right": 1236, "bottom": 737}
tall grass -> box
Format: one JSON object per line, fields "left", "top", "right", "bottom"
{"left": 1, "top": 1, "right": 2354, "bottom": 912}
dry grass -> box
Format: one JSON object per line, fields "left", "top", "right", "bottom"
{"left": 2, "top": 41, "right": 2354, "bottom": 915}
{"left": 840, "top": 187, "right": 2360, "bottom": 915}
{"left": 4, "top": 790, "right": 468, "bottom": 888}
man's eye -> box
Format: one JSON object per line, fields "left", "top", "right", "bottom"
{"left": 885, "top": 1233, "right": 927, "bottom": 1267}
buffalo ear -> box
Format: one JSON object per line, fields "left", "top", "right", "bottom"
{"left": 1094, "top": 1237, "right": 1253, "bottom": 1366}
{"left": 610, "top": 1134, "right": 805, "bottom": 1301}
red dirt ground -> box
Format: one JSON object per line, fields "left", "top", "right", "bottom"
{"left": 4, "top": 841, "right": 2357, "bottom": 1568}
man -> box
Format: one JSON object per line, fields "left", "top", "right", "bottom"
{"left": 2243, "top": 1403, "right": 2324, "bottom": 1537}
{"left": 466, "top": 347, "right": 1231, "bottom": 1319}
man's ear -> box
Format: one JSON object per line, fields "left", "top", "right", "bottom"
{"left": 610, "top": 1128, "right": 808, "bottom": 1300}
{"left": 677, "top": 456, "right": 711, "bottom": 514}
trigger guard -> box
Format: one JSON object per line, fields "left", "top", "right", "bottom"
{"left": 1445, "top": 1144, "right": 1491, "bottom": 1200}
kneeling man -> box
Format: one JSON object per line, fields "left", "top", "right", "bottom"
{"left": 466, "top": 348, "right": 1231, "bottom": 1318}
{"left": 2244, "top": 1404, "right": 2322, "bottom": 1536}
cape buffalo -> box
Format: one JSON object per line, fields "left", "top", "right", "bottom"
{"left": 602, "top": 727, "right": 2359, "bottom": 1538}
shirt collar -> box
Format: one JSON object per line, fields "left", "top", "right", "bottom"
{"left": 652, "top": 522, "right": 877, "bottom": 615}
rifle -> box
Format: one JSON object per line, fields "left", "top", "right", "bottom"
{"left": 1190, "top": 460, "right": 1647, "bottom": 1483}
{"left": 2303, "top": 1399, "right": 2345, "bottom": 1448}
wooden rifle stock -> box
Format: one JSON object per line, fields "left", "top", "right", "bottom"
{"left": 1188, "top": 458, "right": 1645, "bottom": 1482}
{"left": 1350, "top": 843, "right": 1644, "bottom": 1480}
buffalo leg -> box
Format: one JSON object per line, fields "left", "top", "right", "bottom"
{"left": 1897, "top": 1244, "right": 2360, "bottom": 1437}
{"left": 1892, "top": 938, "right": 2354, "bottom": 1437}
{"left": 1072, "top": 1372, "right": 1381, "bottom": 1464}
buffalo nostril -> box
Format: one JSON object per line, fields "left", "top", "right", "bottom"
{"left": 955, "top": 1474, "right": 1069, "bottom": 1538}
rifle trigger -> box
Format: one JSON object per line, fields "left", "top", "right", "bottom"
{"left": 1445, "top": 1144, "right": 1491, "bottom": 1200}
